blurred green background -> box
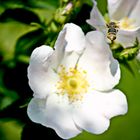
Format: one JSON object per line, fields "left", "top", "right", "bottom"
{"left": 0, "top": 0, "right": 140, "bottom": 140}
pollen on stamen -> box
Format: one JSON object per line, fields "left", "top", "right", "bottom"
{"left": 56, "top": 65, "right": 89, "bottom": 102}
{"left": 119, "top": 17, "right": 136, "bottom": 30}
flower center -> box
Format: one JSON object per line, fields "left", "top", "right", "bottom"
{"left": 56, "top": 65, "right": 89, "bottom": 102}
{"left": 119, "top": 17, "right": 136, "bottom": 30}
{"left": 68, "top": 78, "right": 78, "bottom": 89}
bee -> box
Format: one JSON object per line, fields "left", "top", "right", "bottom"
{"left": 106, "top": 21, "right": 119, "bottom": 42}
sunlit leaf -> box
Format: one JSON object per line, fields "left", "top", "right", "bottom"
{"left": 0, "top": 120, "right": 23, "bottom": 140}
{"left": 0, "top": 0, "right": 59, "bottom": 22}
{"left": 0, "top": 21, "right": 37, "bottom": 62}
{"left": 121, "top": 62, "right": 135, "bottom": 76}
{"left": 0, "top": 0, "right": 24, "bottom": 10}
{"left": 22, "top": 0, "right": 59, "bottom": 9}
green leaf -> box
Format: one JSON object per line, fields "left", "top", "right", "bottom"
{"left": 0, "top": 0, "right": 59, "bottom": 24}
{"left": 0, "top": 0, "right": 25, "bottom": 14}
{"left": 15, "top": 28, "right": 47, "bottom": 57}
{"left": 0, "top": 0, "right": 59, "bottom": 10}
{"left": 121, "top": 62, "right": 135, "bottom": 76}
{"left": 0, "top": 8, "right": 41, "bottom": 24}
{"left": 0, "top": 120, "right": 23, "bottom": 140}
{"left": 0, "top": 21, "right": 37, "bottom": 62}
{"left": 96, "top": 0, "right": 107, "bottom": 15}
{"left": 25, "top": 0, "right": 59, "bottom": 9}
{"left": 0, "top": 95, "right": 18, "bottom": 110}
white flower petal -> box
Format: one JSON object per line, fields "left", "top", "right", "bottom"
{"left": 59, "top": 51, "right": 83, "bottom": 72}
{"left": 73, "top": 92, "right": 110, "bottom": 134}
{"left": 27, "top": 95, "right": 82, "bottom": 139}
{"left": 108, "top": 0, "right": 138, "bottom": 20}
{"left": 59, "top": 23, "right": 86, "bottom": 52}
{"left": 87, "top": 0, "right": 106, "bottom": 33}
{"left": 73, "top": 89, "right": 127, "bottom": 134}
{"left": 116, "top": 29, "right": 137, "bottom": 48}
{"left": 51, "top": 23, "right": 85, "bottom": 69}
{"left": 27, "top": 98, "right": 48, "bottom": 125}
{"left": 102, "top": 89, "right": 128, "bottom": 119}
{"left": 44, "top": 94, "right": 82, "bottom": 139}
{"left": 129, "top": 0, "right": 140, "bottom": 27}
{"left": 52, "top": 23, "right": 86, "bottom": 71}
{"left": 28, "top": 45, "right": 58, "bottom": 98}
{"left": 78, "top": 31, "right": 120, "bottom": 91}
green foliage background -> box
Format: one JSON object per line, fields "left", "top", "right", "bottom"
{"left": 0, "top": 0, "right": 140, "bottom": 140}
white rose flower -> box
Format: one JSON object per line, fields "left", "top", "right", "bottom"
{"left": 27, "top": 23, "right": 127, "bottom": 139}
{"left": 87, "top": 0, "right": 140, "bottom": 48}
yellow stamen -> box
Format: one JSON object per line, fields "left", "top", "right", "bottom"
{"left": 56, "top": 65, "right": 89, "bottom": 102}
{"left": 119, "top": 17, "right": 136, "bottom": 30}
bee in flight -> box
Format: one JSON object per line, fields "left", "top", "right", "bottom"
{"left": 106, "top": 21, "right": 119, "bottom": 42}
